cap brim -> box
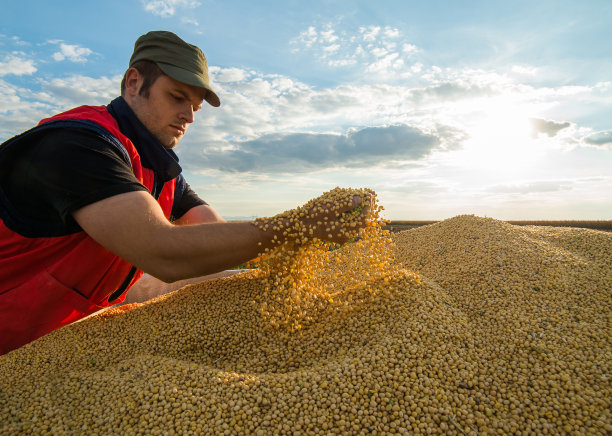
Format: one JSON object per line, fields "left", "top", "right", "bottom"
{"left": 157, "top": 62, "right": 220, "bottom": 107}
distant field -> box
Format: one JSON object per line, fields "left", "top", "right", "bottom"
{"left": 384, "top": 219, "right": 612, "bottom": 233}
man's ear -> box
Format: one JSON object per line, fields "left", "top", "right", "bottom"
{"left": 123, "top": 68, "right": 142, "bottom": 99}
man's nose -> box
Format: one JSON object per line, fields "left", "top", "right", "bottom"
{"left": 179, "top": 105, "right": 195, "bottom": 124}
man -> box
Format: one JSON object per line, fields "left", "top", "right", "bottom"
{"left": 0, "top": 31, "right": 365, "bottom": 354}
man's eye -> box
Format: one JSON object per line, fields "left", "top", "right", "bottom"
{"left": 172, "top": 94, "right": 183, "bottom": 101}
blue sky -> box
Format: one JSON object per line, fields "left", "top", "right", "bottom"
{"left": 1, "top": 0, "right": 611, "bottom": 220}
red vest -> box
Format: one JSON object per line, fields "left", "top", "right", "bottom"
{"left": 0, "top": 105, "right": 176, "bottom": 354}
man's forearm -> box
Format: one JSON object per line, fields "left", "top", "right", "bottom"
{"left": 74, "top": 192, "right": 278, "bottom": 283}
{"left": 152, "top": 220, "right": 274, "bottom": 282}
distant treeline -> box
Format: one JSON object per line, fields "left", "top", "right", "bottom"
{"left": 385, "top": 220, "right": 612, "bottom": 233}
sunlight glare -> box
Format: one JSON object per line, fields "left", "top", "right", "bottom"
{"left": 455, "top": 97, "right": 540, "bottom": 178}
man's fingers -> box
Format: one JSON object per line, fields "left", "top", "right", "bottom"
{"left": 266, "top": 188, "right": 377, "bottom": 245}
{"left": 341, "top": 193, "right": 371, "bottom": 219}
{"left": 356, "top": 193, "right": 372, "bottom": 215}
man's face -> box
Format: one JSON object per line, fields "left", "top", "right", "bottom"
{"left": 126, "top": 71, "right": 207, "bottom": 149}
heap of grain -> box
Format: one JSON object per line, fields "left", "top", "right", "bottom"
{"left": 1, "top": 189, "right": 610, "bottom": 435}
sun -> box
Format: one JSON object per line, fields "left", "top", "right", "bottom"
{"left": 452, "top": 97, "right": 540, "bottom": 179}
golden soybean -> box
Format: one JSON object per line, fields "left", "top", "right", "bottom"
{"left": 0, "top": 194, "right": 610, "bottom": 435}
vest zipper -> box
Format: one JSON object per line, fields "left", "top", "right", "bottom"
{"left": 108, "top": 175, "right": 164, "bottom": 303}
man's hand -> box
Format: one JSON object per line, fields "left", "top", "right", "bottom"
{"left": 254, "top": 188, "right": 374, "bottom": 246}
{"left": 301, "top": 194, "right": 372, "bottom": 244}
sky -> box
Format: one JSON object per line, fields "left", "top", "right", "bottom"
{"left": 1, "top": 0, "right": 611, "bottom": 220}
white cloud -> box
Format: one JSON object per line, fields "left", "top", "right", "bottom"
{"left": 0, "top": 79, "right": 58, "bottom": 138}
{"left": 52, "top": 43, "right": 93, "bottom": 63}
{"left": 410, "top": 63, "right": 423, "bottom": 73}
{"left": 180, "top": 66, "right": 486, "bottom": 169}
{"left": 7, "top": 35, "right": 29, "bottom": 46}
{"left": 328, "top": 59, "right": 357, "bottom": 67}
{"left": 595, "top": 81, "right": 612, "bottom": 91}
{"left": 41, "top": 75, "right": 120, "bottom": 108}
{"left": 0, "top": 73, "right": 121, "bottom": 140}
{"left": 360, "top": 26, "right": 381, "bottom": 42}
{"left": 366, "top": 53, "right": 402, "bottom": 74}
{"left": 402, "top": 43, "right": 418, "bottom": 54}
{"left": 384, "top": 27, "right": 400, "bottom": 38}
{"left": 512, "top": 65, "right": 538, "bottom": 76}
{"left": 529, "top": 117, "right": 571, "bottom": 138}
{"left": 487, "top": 180, "right": 572, "bottom": 194}
{"left": 205, "top": 67, "right": 476, "bottom": 133}
{"left": 322, "top": 44, "right": 340, "bottom": 55}
{"left": 141, "top": 0, "right": 200, "bottom": 17}
{"left": 211, "top": 67, "right": 250, "bottom": 83}
{"left": 0, "top": 53, "right": 36, "bottom": 76}
{"left": 383, "top": 40, "right": 397, "bottom": 51}
{"left": 180, "top": 124, "right": 444, "bottom": 173}
{"left": 371, "top": 47, "right": 388, "bottom": 58}
{"left": 290, "top": 23, "right": 420, "bottom": 79}
{"left": 173, "top": 62, "right": 612, "bottom": 195}
{"left": 320, "top": 29, "right": 338, "bottom": 43}
{"left": 294, "top": 26, "right": 318, "bottom": 49}
{"left": 181, "top": 17, "right": 200, "bottom": 26}
{"left": 0, "top": 79, "right": 20, "bottom": 112}
{"left": 583, "top": 131, "right": 612, "bottom": 148}
{"left": 3, "top": 59, "right": 601, "bottom": 168}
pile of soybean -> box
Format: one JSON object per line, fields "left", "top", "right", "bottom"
{"left": 1, "top": 209, "right": 610, "bottom": 434}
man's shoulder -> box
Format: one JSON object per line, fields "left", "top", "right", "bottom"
{"left": 0, "top": 121, "right": 116, "bottom": 168}
{"left": 10, "top": 125, "right": 131, "bottom": 169}
{"left": 39, "top": 104, "right": 111, "bottom": 126}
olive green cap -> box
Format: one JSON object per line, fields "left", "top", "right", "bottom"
{"left": 129, "top": 30, "right": 220, "bottom": 107}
